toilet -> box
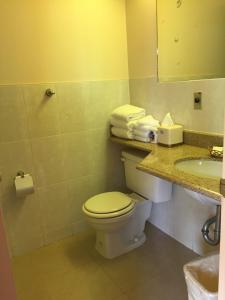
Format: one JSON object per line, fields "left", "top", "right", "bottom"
{"left": 82, "top": 149, "right": 172, "bottom": 259}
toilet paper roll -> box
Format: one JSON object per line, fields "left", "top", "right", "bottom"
{"left": 15, "top": 174, "right": 34, "bottom": 198}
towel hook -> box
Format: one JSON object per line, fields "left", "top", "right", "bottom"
{"left": 45, "top": 88, "right": 55, "bottom": 97}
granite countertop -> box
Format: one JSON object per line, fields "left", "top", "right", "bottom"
{"left": 110, "top": 137, "right": 222, "bottom": 202}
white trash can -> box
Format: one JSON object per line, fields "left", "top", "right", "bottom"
{"left": 183, "top": 253, "right": 219, "bottom": 300}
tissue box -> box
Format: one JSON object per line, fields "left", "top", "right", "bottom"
{"left": 157, "top": 125, "right": 183, "bottom": 147}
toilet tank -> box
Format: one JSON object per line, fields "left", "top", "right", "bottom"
{"left": 121, "top": 149, "right": 172, "bottom": 203}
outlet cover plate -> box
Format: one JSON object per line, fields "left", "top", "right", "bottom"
{"left": 194, "top": 92, "right": 202, "bottom": 110}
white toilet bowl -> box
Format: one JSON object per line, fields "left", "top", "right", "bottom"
{"left": 82, "top": 149, "right": 172, "bottom": 259}
{"left": 83, "top": 192, "right": 151, "bottom": 259}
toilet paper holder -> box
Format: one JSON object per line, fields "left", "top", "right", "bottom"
{"left": 16, "top": 171, "right": 25, "bottom": 178}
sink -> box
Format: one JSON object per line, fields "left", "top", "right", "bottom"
{"left": 175, "top": 158, "right": 222, "bottom": 205}
{"left": 175, "top": 159, "right": 222, "bottom": 179}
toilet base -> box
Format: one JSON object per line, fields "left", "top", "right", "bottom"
{"left": 95, "top": 231, "right": 146, "bottom": 259}
{"left": 86, "top": 192, "right": 152, "bottom": 259}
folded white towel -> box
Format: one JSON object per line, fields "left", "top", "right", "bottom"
{"left": 111, "top": 126, "right": 134, "bottom": 140}
{"left": 134, "top": 135, "right": 150, "bottom": 143}
{"left": 136, "top": 115, "right": 160, "bottom": 128}
{"left": 134, "top": 124, "right": 158, "bottom": 132}
{"left": 111, "top": 104, "right": 145, "bottom": 122}
{"left": 133, "top": 129, "right": 150, "bottom": 138}
{"left": 110, "top": 117, "right": 138, "bottom": 130}
{"left": 134, "top": 128, "right": 158, "bottom": 143}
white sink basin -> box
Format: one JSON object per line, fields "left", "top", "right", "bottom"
{"left": 175, "top": 159, "right": 222, "bottom": 205}
{"left": 175, "top": 159, "right": 222, "bottom": 179}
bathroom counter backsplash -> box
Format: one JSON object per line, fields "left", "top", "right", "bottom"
{"left": 110, "top": 136, "right": 222, "bottom": 201}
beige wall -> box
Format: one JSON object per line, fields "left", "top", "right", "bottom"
{"left": 126, "top": 0, "right": 225, "bottom": 134}
{"left": 0, "top": 0, "right": 129, "bottom": 256}
{"left": 125, "top": 0, "right": 157, "bottom": 79}
{"left": 0, "top": 0, "right": 128, "bottom": 84}
{"left": 0, "top": 80, "right": 129, "bottom": 256}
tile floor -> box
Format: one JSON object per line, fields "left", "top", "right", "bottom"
{"left": 12, "top": 224, "right": 198, "bottom": 300}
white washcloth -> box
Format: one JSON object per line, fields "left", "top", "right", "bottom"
{"left": 133, "top": 129, "right": 150, "bottom": 138}
{"left": 111, "top": 104, "right": 145, "bottom": 122}
{"left": 110, "top": 117, "right": 138, "bottom": 130}
{"left": 134, "top": 135, "right": 150, "bottom": 143}
{"left": 111, "top": 126, "right": 134, "bottom": 140}
{"left": 135, "top": 115, "right": 160, "bottom": 128}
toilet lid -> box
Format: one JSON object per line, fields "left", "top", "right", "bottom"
{"left": 84, "top": 192, "right": 133, "bottom": 214}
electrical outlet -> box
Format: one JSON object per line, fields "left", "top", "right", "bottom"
{"left": 194, "top": 92, "right": 202, "bottom": 110}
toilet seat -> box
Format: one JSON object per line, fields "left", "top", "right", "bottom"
{"left": 83, "top": 192, "right": 135, "bottom": 219}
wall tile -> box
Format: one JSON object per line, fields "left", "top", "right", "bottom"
{"left": 56, "top": 82, "right": 90, "bottom": 134}
{"left": 71, "top": 220, "right": 91, "bottom": 235}
{"left": 85, "top": 81, "right": 117, "bottom": 129}
{"left": 1, "top": 79, "right": 129, "bottom": 256}
{"left": 2, "top": 192, "right": 43, "bottom": 256}
{"left": 23, "top": 84, "right": 60, "bottom": 138}
{"left": 62, "top": 132, "right": 91, "bottom": 180}
{"left": 130, "top": 76, "right": 225, "bottom": 134}
{"left": 0, "top": 86, "right": 28, "bottom": 143}
{"left": 108, "top": 80, "right": 130, "bottom": 111}
{"left": 67, "top": 176, "right": 93, "bottom": 221}
{"left": 37, "top": 182, "right": 72, "bottom": 240}
{"left": 87, "top": 128, "right": 110, "bottom": 175}
{"left": 31, "top": 135, "right": 65, "bottom": 187}
{"left": 0, "top": 140, "right": 34, "bottom": 200}
{"left": 0, "top": 140, "right": 33, "bottom": 180}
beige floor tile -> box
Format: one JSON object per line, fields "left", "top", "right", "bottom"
{"left": 12, "top": 224, "right": 198, "bottom": 300}
{"left": 126, "top": 272, "right": 188, "bottom": 300}
{"left": 114, "top": 294, "right": 130, "bottom": 300}
{"left": 97, "top": 250, "right": 161, "bottom": 293}
{"left": 51, "top": 265, "right": 123, "bottom": 300}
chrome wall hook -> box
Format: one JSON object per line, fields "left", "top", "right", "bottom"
{"left": 45, "top": 88, "right": 56, "bottom": 97}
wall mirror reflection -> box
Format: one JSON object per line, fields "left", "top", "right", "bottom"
{"left": 157, "top": 0, "right": 225, "bottom": 82}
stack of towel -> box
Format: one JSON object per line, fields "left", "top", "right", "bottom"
{"left": 133, "top": 115, "right": 160, "bottom": 143}
{"left": 110, "top": 105, "right": 146, "bottom": 139}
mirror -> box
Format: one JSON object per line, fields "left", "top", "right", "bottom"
{"left": 157, "top": 0, "right": 225, "bottom": 82}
